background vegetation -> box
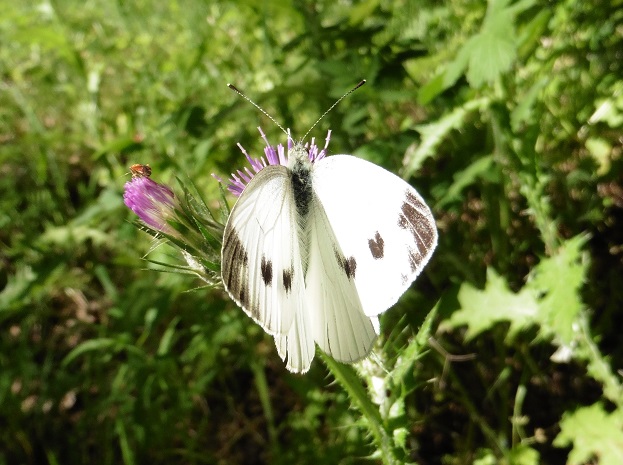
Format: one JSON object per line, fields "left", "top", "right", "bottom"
{"left": 1, "top": 0, "right": 622, "bottom": 463}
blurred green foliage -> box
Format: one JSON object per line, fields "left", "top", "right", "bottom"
{"left": 1, "top": 0, "right": 622, "bottom": 464}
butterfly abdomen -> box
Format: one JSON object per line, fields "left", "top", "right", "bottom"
{"left": 289, "top": 146, "right": 313, "bottom": 273}
{"left": 290, "top": 151, "right": 313, "bottom": 218}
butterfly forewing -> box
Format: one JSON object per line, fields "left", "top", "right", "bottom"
{"left": 311, "top": 155, "right": 438, "bottom": 317}
{"left": 222, "top": 166, "right": 304, "bottom": 337}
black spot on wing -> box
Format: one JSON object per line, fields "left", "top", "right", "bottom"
{"left": 368, "top": 231, "right": 385, "bottom": 259}
{"left": 398, "top": 190, "right": 436, "bottom": 270}
{"left": 334, "top": 249, "right": 357, "bottom": 280}
{"left": 260, "top": 255, "right": 273, "bottom": 286}
{"left": 239, "top": 287, "right": 248, "bottom": 307}
{"left": 282, "top": 266, "right": 294, "bottom": 293}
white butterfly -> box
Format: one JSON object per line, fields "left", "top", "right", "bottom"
{"left": 221, "top": 87, "right": 437, "bottom": 373}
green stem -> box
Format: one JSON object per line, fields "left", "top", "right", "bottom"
{"left": 251, "top": 362, "right": 280, "bottom": 456}
{"left": 577, "top": 313, "right": 623, "bottom": 407}
{"left": 320, "top": 354, "right": 402, "bottom": 465}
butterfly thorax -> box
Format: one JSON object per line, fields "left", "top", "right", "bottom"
{"left": 288, "top": 143, "right": 314, "bottom": 273}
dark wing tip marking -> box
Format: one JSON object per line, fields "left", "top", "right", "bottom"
{"left": 260, "top": 255, "right": 273, "bottom": 286}
{"left": 368, "top": 231, "right": 385, "bottom": 259}
{"left": 398, "top": 190, "right": 437, "bottom": 271}
{"left": 223, "top": 229, "right": 249, "bottom": 292}
{"left": 334, "top": 249, "right": 357, "bottom": 280}
{"left": 223, "top": 229, "right": 257, "bottom": 316}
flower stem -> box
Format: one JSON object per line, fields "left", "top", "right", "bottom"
{"left": 320, "top": 354, "right": 404, "bottom": 465}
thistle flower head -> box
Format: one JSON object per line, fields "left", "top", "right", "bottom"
{"left": 216, "top": 127, "right": 332, "bottom": 196}
{"left": 123, "top": 165, "right": 224, "bottom": 286}
{"left": 123, "top": 175, "right": 177, "bottom": 234}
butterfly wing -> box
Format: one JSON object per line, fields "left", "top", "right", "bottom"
{"left": 221, "top": 165, "right": 304, "bottom": 338}
{"left": 274, "top": 305, "right": 315, "bottom": 373}
{"left": 304, "top": 195, "right": 379, "bottom": 363}
{"left": 311, "top": 155, "right": 437, "bottom": 317}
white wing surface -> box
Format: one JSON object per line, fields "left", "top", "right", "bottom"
{"left": 305, "top": 196, "right": 379, "bottom": 363}
{"left": 274, "top": 305, "right": 315, "bottom": 373}
{"left": 221, "top": 166, "right": 304, "bottom": 338}
{"left": 311, "top": 155, "right": 437, "bottom": 317}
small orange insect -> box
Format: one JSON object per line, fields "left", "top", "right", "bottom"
{"left": 129, "top": 164, "right": 152, "bottom": 178}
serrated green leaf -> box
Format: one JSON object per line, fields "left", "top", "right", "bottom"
{"left": 403, "top": 97, "right": 489, "bottom": 177}
{"left": 437, "top": 155, "right": 494, "bottom": 207}
{"left": 464, "top": 28, "right": 516, "bottom": 88}
{"left": 390, "top": 302, "right": 437, "bottom": 385}
{"left": 467, "top": 0, "right": 535, "bottom": 87}
{"left": 526, "top": 235, "right": 588, "bottom": 344}
{"left": 443, "top": 268, "right": 539, "bottom": 341}
{"left": 436, "top": 0, "right": 536, "bottom": 90}
{"left": 554, "top": 403, "right": 623, "bottom": 465}
{"left": 443, "top": 236, "right": 588, "bottom": 344}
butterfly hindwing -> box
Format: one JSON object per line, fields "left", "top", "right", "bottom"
{"left": 274, "top": 304, "right": 315, "bottom": 373}
{"left": 222, "top": 165, "right": 303, "bottom": 337}
{"left": 311, "top": 155, "right": 438, "bottom": 317}
{"left": 305, "top": 197, "right": 379, "bottom": 363}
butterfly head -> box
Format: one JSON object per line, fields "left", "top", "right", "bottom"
{"left": 218, "top": 127, "right": 332, "bottom": 197}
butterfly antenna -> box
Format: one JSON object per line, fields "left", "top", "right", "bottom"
{"left": 301, "top": 79, "right": 366, "bottom": 141}
{"left": 227, "top": 84, "right": 290, "bottom": 138}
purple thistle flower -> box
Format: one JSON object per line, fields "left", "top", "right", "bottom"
{"left": 215, "top": 127, "right": 332, "bottom": 197}
{"left": 123, "top": 175, "right": 177, "bottom": 233}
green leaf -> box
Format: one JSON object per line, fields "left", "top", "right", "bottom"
{"left": 321, "top": 354, "right": 404, "bottom": 465}
{"left": 526, "top": 235, "right": 589, "bottom": 344}
{"left": 390, "top": 303, "right": 437, "bottom": 385}
{"left": 585, "top": 137, "right": 613, "bottom": 176}
{"left": 443, "top": 236, "right": 588, "bottom": 344}
{"left": 463, "top": 19, "right": 516, "bottom": 88}
{"left": 430, "top": 0, "right": 536, "bottom": 91}
{"left": 157, "top": 316, "right": 181, "bottom": 356}
{"left": 442, "top": 268, "right": 539, "bottom": 341}
{"left": 0, "top": 264, "right": 37, "bottom": 313}
{"left": 468, "top": 0, "right": 536, "bottom": 87}
{"left": 510, "top": 77, "right": 548, "bottom": 131}
{"left": 508, "top": 444, "right": 540, "bottom": 465}
{"left": 402, "top": 97, "right": 489, "bottom": 177}
{"left": 62, "top": 338, "right": 146, "bottom": 366}
{"left": 554, "top": 403, "right": 623, "bottom": 465}
{"left": 436, "top": 155, "right": 494, "bottom": 207}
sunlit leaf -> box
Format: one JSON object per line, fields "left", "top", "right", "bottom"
{"left": 442, "top": 268, "right": 539, "bottom": 341}
{"left": 402, "top": 97, "right": 489, "bottom": 177}
{"left": 526, "top": 235, "right": 588, "bottom": 344}
{"left": 554, "top": 403, "right": 623, "bottom": 465}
